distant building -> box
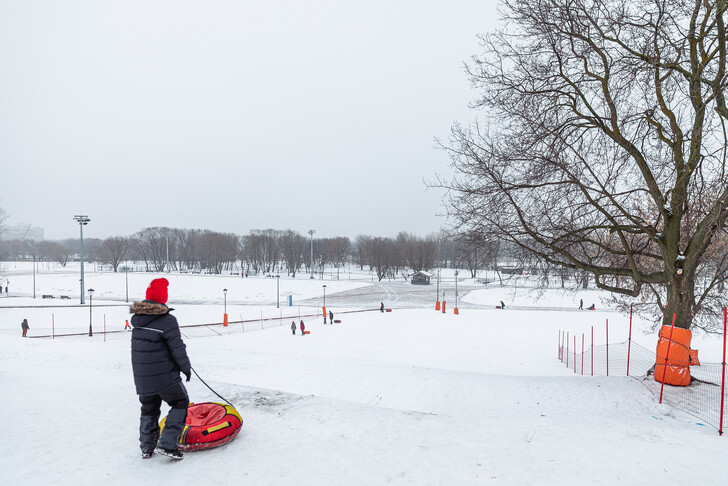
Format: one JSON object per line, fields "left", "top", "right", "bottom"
{"left": 410, "top": 271, "right": 434, "bottom": 285}
{"left": 0, "top": 223, "right": 44, "bottom": 241}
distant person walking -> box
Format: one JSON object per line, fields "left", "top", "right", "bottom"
{"left": 329, "top": 310, "right": 334, "bottom": 325}
{"left": 21, "top": 319, "right": 29, "bottom": 337}
{"left": 380, "top": 302, "right": 384, "bottom": 313}
{"left": 300, "top": 320, "right": 305, "bottom": 336}
{"left": 500, "top": 301, "right": 506, "bottom": 309}
{"left": 291, "top": 321, "right": 296, "bottom": 335}
{"left": 579, "top": 299, "right": 583, "bottom": 310}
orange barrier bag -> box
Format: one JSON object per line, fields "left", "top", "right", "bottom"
{"left": 654, "top": 325, "right": 691, "bottom": 386}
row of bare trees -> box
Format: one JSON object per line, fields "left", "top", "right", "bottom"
{"left": 1, "top": 227, "right": 509, "bottom": 281}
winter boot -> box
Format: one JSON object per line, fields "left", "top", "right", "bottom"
{"left": 155, "top": 446, "right": 184, "bottom": 460}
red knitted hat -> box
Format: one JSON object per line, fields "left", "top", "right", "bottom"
{"left": 145, "top": 278, "right": 169, "bottom": 304}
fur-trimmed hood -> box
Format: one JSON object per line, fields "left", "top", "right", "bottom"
{"left": 130, "top": 300, "right": 172, "bottom": 316}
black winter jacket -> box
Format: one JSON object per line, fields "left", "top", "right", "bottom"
{"left": 130, "top": 300, "right": 191, "bottom": 396}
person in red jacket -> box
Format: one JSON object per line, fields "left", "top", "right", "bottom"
{"left": 300, "top": 320, "right": 305, "bottom": 336}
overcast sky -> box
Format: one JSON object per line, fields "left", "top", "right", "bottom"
{"left": 1, "top": 0, "right": 499, "bottom": 241}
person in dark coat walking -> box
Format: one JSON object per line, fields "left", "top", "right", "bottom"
{"left": 21, "top": 319, "right": 29, "bottom": 337}
{"left": 380, "top": 302, "right": 384, "bottom": 313}
{"left": 329, "top": 310, "right": 334, "bottom": 325}
{"left": 291, "top": 320, "right": 296, "bottom": 335}
{"left": 130, "top": 278, "right": 191, "bottom": 460}
{"left": 300, "top": 320, "right": 305, "bottom": 336}
{"left": 579, "top": 299, "right": 583, "bottom": 310}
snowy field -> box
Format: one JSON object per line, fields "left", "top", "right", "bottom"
{"left": 1, "top": 263, "right": 727, "bottom": 485}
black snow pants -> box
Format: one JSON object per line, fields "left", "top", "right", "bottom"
{"left": 138, "top": 381, "right": 189, "bottom": 452}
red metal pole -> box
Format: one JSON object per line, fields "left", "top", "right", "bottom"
{"left": 720, "top": 307, "right": 726, "bottom": 435}
{"left": 659, "top": 313, "right": 677, "bottom": 404}
{"left": 573, "top": 335, "right": 576, "bottom": 373}
{"left": 558, "top": 330, "right": 562, "bottom": 361}
{"left": 566, "top": 332, "right": 569, "bottom": 368}
{"left": 627, "top": 305, "right": 633, "bottom": 376}
{"left": 606, "top": 319, "right": 609, "bottom": 377}
{"left": 591, "top": 325, "right": 594, "bottom": 376}
{"left": 581, "top": 334, "right": 584, "bottom": 375}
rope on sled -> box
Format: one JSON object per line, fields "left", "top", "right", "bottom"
{"left": 191, "top": 366, "right": 234, "bottom": 407}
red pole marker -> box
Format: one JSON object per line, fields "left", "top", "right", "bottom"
{"left": 627, "top": 305, "right": 633, "bottom": 376}
{"left": 659, "top": 314, "right": 677, "bottom": 403}
{"left": 720, "top": 307, "right": 726, "bottom": 435}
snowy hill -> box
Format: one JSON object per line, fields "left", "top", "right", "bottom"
{"left": 1, "top": 264, "right": 726, "bottom": 485}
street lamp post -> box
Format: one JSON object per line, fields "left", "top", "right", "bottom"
{"left": 88, "top": 288, "right": 95, "bottom": 337}
{"left": 275, "top": 275, "right": 280, "bottom": 308}
{"left": 125, "top": 267, "right": 129, "bottom": 303}
{"left": 223, "top": 288, "right": 228, "bottom": 327}
{"left": 308, "top": 229, "right": 315, "bottom": 279}
{"left": 322, "top": 284, "right": 327, "bottom": 310}
{"left": 73, "top": 215, "right": 90, "bottom": 304}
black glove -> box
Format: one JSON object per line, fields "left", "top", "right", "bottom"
{"left": 184, "top": 370, "right": 191, "bottom": 382}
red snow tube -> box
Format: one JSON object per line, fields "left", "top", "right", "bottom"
{"left": 160, "top": 402, "right": 243, "bottom": 451}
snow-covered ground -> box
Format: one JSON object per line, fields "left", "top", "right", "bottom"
{"left": 1, "top": 263, "right": 727, "bottom": 485}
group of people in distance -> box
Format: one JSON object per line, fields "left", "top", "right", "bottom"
{"left": 291, "top": 319, "right": 306, "bottom": 335}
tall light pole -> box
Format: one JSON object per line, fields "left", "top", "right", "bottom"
{"left": 125, "top": 266, "right": 129, "bottom": 303}
{"left": 308, "top": 229, "right": 315, "bottom": 279}
{"left": 223, "top": 288, "right": 228, "bottom": 315}
{"left": 275, "top": 274, "right": 280, "bottom": 308}
{"left": 88, "top": 288, "right": 95, "bottom": 337}
{"left": 74, "top": 215, "right": 90, "bottom": 304}
{"left": 322, "top": 284, "right": 327, "bottom": 309}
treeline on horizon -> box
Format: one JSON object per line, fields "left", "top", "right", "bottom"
{"left": 0, "top": 226, "right": 511, "bottom": 282}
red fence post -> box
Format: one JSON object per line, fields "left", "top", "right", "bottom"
{"left": 606, "top": 319, "right": 609, "bottom": 377}
{"left": 573, "top": 335, "right": 576, "bottom": 373}
{"left": 591, "top": 325, "right": 594, "bottom": 376}
{"left": 720, "top": 307, "right": 727, "bottom": 436}
{"left": 627, "top": 305, "right": 633, "bottom": 376}
{"left": 581, "top": 334, "right": 584, "bottom": 375}
{"left": 659, "top": 313, "right": 677, "bottom": 404}
{"left": 558, "top": 330, "right": 562, "bottom": 361}
{"left": 566, "top": 332, "right": 570, "bottom": 368}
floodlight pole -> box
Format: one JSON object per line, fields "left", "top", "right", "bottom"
{"left": 276, "top": 275, "right": 280, "bottom": 308}
{"left": 308, "top": 229, "right": 315, "bottom": 279}
{"left": 74, "top": 215, "right": 90, "bottom": 304}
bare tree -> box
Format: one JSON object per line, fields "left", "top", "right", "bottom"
{"left": 100, "top": 236, "right": 129, "bottom": 272}
{"left": 195, "top": 231, "right": 238, "bottom": 274}
{"left": 440, "top": 0, "right": 728, "bottom": 330}
{"left": 279, "top": 230, "right": 307, "bottom": 277}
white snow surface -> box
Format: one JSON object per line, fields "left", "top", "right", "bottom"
{"left": 1, "top": 264, "right": 727, "bottom": 485}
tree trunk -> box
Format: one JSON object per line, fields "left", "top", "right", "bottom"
{"left": 664, "top": 275, "right": 695, "bottom": 330}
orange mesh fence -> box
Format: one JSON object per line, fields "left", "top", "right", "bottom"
{"left": 559, "top": 339, "right": 728, "bottom": 433}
